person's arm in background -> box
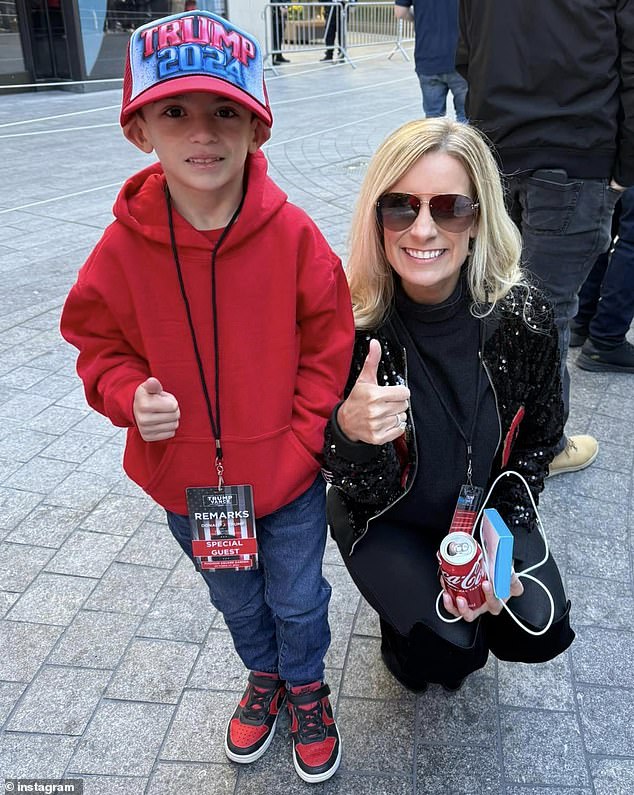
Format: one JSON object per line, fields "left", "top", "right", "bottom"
{"left": 613, "top": 0, "right": 634, "bottom": 190}
{"left": 394, "top": 0, "right": 414, "bottom": 23}
{"left": 455, "top": 0, "right": 469, "bottom": 81}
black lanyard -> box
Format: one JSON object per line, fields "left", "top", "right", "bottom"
{"left": 392, "top": 310, "right": 483, "bottom": 485}
{"left": 165, "top": 186, "right": 245, "bottom": 486}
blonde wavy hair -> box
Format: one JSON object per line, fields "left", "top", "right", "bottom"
{"left": 347, "top": 118, "right": 524, "bottom": 328}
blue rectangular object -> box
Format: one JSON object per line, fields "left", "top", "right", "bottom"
{"left": 480, "top": 508, "right": 514, "bottom": 600}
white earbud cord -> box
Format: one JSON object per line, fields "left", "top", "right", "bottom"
{"left": 435, "top": 470, "right": 555, "bottom": 636}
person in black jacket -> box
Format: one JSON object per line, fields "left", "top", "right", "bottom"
{"left": 456, "top": 0, "right": 633, "bottom": 477}
{"left": 323, "top": 118, "right": 574, "bottom": 692}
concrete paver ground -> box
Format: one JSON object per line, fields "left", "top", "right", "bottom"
{"left": 0, "top": 44, "right": 632, "bottom": 795}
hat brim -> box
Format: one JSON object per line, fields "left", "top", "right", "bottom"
{"left": 120, "top": 74, "right": 273, "bottom": 133}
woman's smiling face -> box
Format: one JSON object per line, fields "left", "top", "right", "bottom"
{"left": 382, "top": 151, "right": 478, "bottom": 304}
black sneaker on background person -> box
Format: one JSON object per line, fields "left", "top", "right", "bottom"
{"left": 225, "top": 672, "right": 286, "bottom": 764}
{"left": 320, "top": 49, "right": 334, "bottom": 61}
{"left": 272, "top": 54, "right": 290, "bottom": 64}
{"left": 287, "top": 681, "right": 341, "bottom": 783}
{"left": 577, "top": 338, "right": 634, "bottom": 373}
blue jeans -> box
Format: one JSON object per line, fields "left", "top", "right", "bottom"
{"left": 506, "top": 171, "right": 621, "bottom": 449}
{"left": 418, "top": 71, "right": 468, "bottom": 123}
{"left": 575, "top": 186, "right": 634, "bottom": 346}
{"left": 166, "top": 475, "right": 331, "bottom": 687}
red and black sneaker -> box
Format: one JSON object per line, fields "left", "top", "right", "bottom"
{"left": 225, "top": 671, "right": 286, "bottom": 764}
{"left": 287, "top": 681, "right": 342, "bottom": 783}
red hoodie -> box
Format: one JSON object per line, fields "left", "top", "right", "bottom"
{"left": 61, "top": 151, "right": 354, "bottom": 517}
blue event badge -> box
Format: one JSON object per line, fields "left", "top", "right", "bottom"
{"left": 186, "top": 485, "right": 258, "bottom": 572}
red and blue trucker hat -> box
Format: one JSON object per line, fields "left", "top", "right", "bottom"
{"left": 120, "top": 10, "right": 272, "bottom": 131}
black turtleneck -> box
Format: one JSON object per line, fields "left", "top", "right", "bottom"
{"left": 377, "top": 275, "right": 499, "bottom": 542}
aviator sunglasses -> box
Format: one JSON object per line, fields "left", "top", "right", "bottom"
{"left": 376, "top": 192, "right": 479, "bottom": 233}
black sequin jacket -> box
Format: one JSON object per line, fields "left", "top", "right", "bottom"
{"left": 323, "top": 286, "right": 564, "bottom": 559}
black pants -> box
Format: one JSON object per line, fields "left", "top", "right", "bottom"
{"left": 379, "top": 553, "right": 574, "bottom": 691}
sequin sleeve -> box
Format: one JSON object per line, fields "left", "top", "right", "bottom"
{"left": 322, "top": 332, "right": 403, "bottom": 508}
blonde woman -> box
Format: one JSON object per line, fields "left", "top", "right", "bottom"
{"left": 323, "top": 119, "right": 574, "bottom": 692}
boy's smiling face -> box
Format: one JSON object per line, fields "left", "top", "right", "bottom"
{"left": 124, "top": 92, "right": 267, "bottom": 225}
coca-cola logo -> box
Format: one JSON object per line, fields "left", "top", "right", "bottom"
{"left": 443, "top": 558, "right": 484, "bottom": 590}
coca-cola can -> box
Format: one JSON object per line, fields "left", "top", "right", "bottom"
{"left": 437, "top": 531, "right": 486, "bottom": 609}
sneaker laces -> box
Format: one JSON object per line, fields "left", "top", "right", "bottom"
{"left": 242, "top": 681, "right": 279, "bottom": 724}
{"left": 566, "top": 438, "right": 578, "bottom": 454}
{"left": 295, "top": 699, "right": 327, "bottom": 744}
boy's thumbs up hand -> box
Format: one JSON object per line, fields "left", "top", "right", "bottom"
{"left": 133, "top": 377, "right": 181, "bottom": 442}
{"left": 336, "top": 339, "right": 410, "bottom": 444}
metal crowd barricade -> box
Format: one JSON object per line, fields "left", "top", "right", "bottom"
{"left": 262, "top": 2, "right": 414, "bottom": 71}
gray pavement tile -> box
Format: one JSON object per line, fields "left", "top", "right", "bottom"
{"left": 335, "top": 697, "right": 415, "bottom": 775}
{"left": 571, "top": 626, "right": 634, "bottom": 686}
{"left": 6, "top": 664, "right": 110, "bottom": 734}
{"left": 0, "top": 541, "right": 54, "bottom": 590}
{"left": 416, "top": 676, "right": 497, "bottom": 747}
{"left": 353, "top": 598, "right": 381, "bottom": 638}
{"left": 26, "top": 372, "right": 79, "bottom": 400}
{"left": 565, "top": 575, "right": 634, "bottom": 630}
{"left": 326, "top": 602, "right": 357, "bottom": 669}
{"left": 186, "top": 630, "right": 245, "bottom": 691}
{"left": 0, "top": 590, "right": 19, "bottom": 617}
{"left": 45, "top": 470, "right": 116, "bottom": 511}
{"left": 49, "top": 609, "right": 141, "bottom": 669}
{"left": 83, "top": 562, "right": 168, "bottom": 615}
{"left": 79, "top": 440, "right": 126, "bottom": 481}
{"left": 587, "top": 413, "right": 631, "bottom": 447}
{"left": 81, "top": 777, "right": 148, "bottom": 795}
{"left": 536, "top": 496, "right": 628, "bottom": 540}
{"left": 0, "top": 393, "right": 54, "bottom": 421}
{"left": 500, "top": 708, "right": 588, "bottom": 787}
{"left": 105, "top": 638, "right": 199, "bottom": 704}
{"left": 68, "top": 700, "right": 175, "bottom": 776}
{"left": 72, "top": 410, "right": 121, "bottom": 437}
{"left": 0, "top": 428, "right": 58, "bottom": 462}
{"left": 576, "top": 686, "right": 634, "bottom": 755}
{"left": 0, "top": 365, "right": 48, "bottom": 389}
{"left": 0, "top": 680, "right": 26, "bottom": 725}
{"left": 561, "top": 466, "right": 630, "bottom": 507}
{"left": 28, "top": 404, "right": 89, "bottom": 435}
{"left": 498, "top": 655, "right": 575, "bottom": 710}
{"left": 0, "top": 456, "right": 21, "bottom": 482}
{"left": 239, "top": 723, "right": 412, "bottom": 793}
{"left": 0, "top": 487, "right": 43, "bottom": 529}
{"left": 44, "top": 529, "right": 128, "bottom": 578}
{"left": 166, "top": 554, "right": 203, "bottom": 589}
{"left": 0, "top": 733, "right": 79, "bottom": 778}
{"left": 5, "top": 455, "right": 77, "bottom": 492}
{"left": 7, "top": 504, "right": 85, "bottom": 548}
{"left": 6, "top": 571, "right": 97, "bottom": 625}
{"left": 580, "top": 438, "right": 633, "bottom": 475}
{"left": 55, "top": 385, "right": 95, "bottom": 411}
{"left": 506, "top": 789, "right": 591, "bottom": 795}
{"left": 137, "top": 584, "right": 216, "bottom": 643}
{"left": 146, "top": 763, "right": 237, "bottom": 795}
{"left": 80, "top": 492, "right": 154, "bottom": 537}
{"left": 116, "top": 520, "right": 183, "bottom": 570}
{"left": 161, "top": 689, "right": 238, "bottom": 763}
{"left": 40, "top": 430, "right": 108, "bottom": 463}
{"left": 0, "top": 620, "right": 63, "bottom": 681}
{"left": 416, "top": 746, "right": 501, "bottom": 794}
{"left": 566, "top": 532, "right": 630, "bottom": 582}
{"left": 340, "top": 635, "right": 415, "bottom": 701}
{"left": 590, "top": 758, "right": 634, "bottom": 795}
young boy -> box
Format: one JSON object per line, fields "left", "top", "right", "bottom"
{"left": 60, "top": 10, "right": 353, "bottom": 784}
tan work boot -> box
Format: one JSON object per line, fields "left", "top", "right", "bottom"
{"left": 548, "top": 435, "right": 598, "bottom": 477}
